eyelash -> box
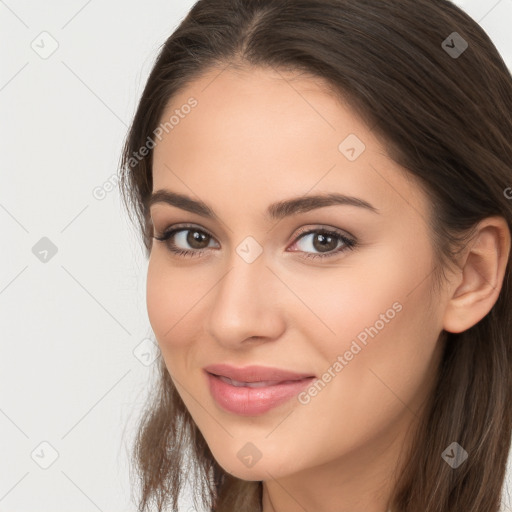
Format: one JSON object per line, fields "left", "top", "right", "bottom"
{"left": 152, "top": 223, "right": 357, "bottom": 260}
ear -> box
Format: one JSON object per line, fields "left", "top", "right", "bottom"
{"left": 442, "top": 216, "right": 511, "bottom": 334}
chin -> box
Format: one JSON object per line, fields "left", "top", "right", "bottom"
{"left": 211, "top": 447, "right": 296, "bottom": 482}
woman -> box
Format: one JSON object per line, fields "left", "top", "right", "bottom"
{"left": 118, "top": 0, "right": 512, "bottom": 511}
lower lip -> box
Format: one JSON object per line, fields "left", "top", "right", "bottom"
{"left": 205, "top": 372, "right": 315, "bottom": 416}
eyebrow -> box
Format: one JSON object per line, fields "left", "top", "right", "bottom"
{"left": 148, "top": 189, "right": 379, "bottom": 221}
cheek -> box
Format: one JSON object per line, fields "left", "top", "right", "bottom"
{"left": 145, "top": 253, "right": 200, "bottom": 349}
{"left": 146, "top": 255, "right": 169, "bottom": 339}
{"left": 292, "top": 240, "right": 440, "bottom": 397}
{"left": 282, "top": 257, "right": 409, "bottom": 362}
{"left": 323, "top": 263, "right": 440, "bottom": 426}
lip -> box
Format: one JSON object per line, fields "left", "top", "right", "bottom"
{"left": 203, "top": 363, "right": 315, "bottom": 383}
{"left": 203, "top": 364, "right": 316, "bottom": 416}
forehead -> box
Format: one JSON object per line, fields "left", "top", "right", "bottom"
{"left": 156, "top": 64, "right": 369, "bottom": 147}
{"left": 151, "top": 65, "right": 430, "bottom": 226}
{"left": 153, "top": 65, "right": 369, "bottom": 179}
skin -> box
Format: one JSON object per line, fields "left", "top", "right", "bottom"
{"left": 146, "top": 64, "right": 510, "bottom": 512}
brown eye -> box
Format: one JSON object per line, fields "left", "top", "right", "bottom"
{"left": 153, "top": 224, "right": 357, "bottom": 261}
{"left": 185, "top": 229, "right": 211, "bottom": 249}
{"left": 289, "top": 228, "right": 357, "bottom": 260}
{"left": 153, "top": 226, "right": 218, "bottom": 257}
{"left": 311, "top": 232, "right": 339, "bottom": 252}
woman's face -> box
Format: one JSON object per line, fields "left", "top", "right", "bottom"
{"left": 147, "top": 65, "right": 450, "bottom": 483}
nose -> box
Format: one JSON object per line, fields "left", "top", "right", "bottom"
{"left": 205, "top": 250, "right": 286, "bottom": 349}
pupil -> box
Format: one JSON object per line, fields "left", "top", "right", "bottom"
{"left": 314, "top": 233, "right": 336, "bottom": 252}
{"left": 188, "top": 230, "right": 208, "bottom": 249}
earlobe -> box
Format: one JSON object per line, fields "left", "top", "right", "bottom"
{"left": 442, "top": 216, "right": 511, "bottom": 334}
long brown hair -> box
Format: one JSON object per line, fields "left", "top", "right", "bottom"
{"left": 118, "top": 1, "right": 512, "bottom": 510}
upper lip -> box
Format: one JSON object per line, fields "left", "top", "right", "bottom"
{"left": 203, "top": 363, "right": 315, "bottom": 383}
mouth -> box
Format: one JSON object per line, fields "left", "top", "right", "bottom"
{"left": 203, "top": 363, "right": 316, "bottom": 384}
{"left": 208, "top": 373, "right": 310, "bottom": 388}
{"left": 204, "top": 370, "right": 316, "bottom": 416}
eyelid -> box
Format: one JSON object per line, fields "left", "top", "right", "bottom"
{"left": 153, "top": 222, "right": 357, "bottom": 259}
{"left": 153, "top": 222, "right": 353, "bottom": 241}
{"left": 154, "top": 221, "right": 214, "bottom": 237}
{"left": 292, "top": 224, "right": 355, "bottom": 241}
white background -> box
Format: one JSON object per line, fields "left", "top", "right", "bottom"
{"left": 0, "top": 1, "right": 511, "bottom": 511}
